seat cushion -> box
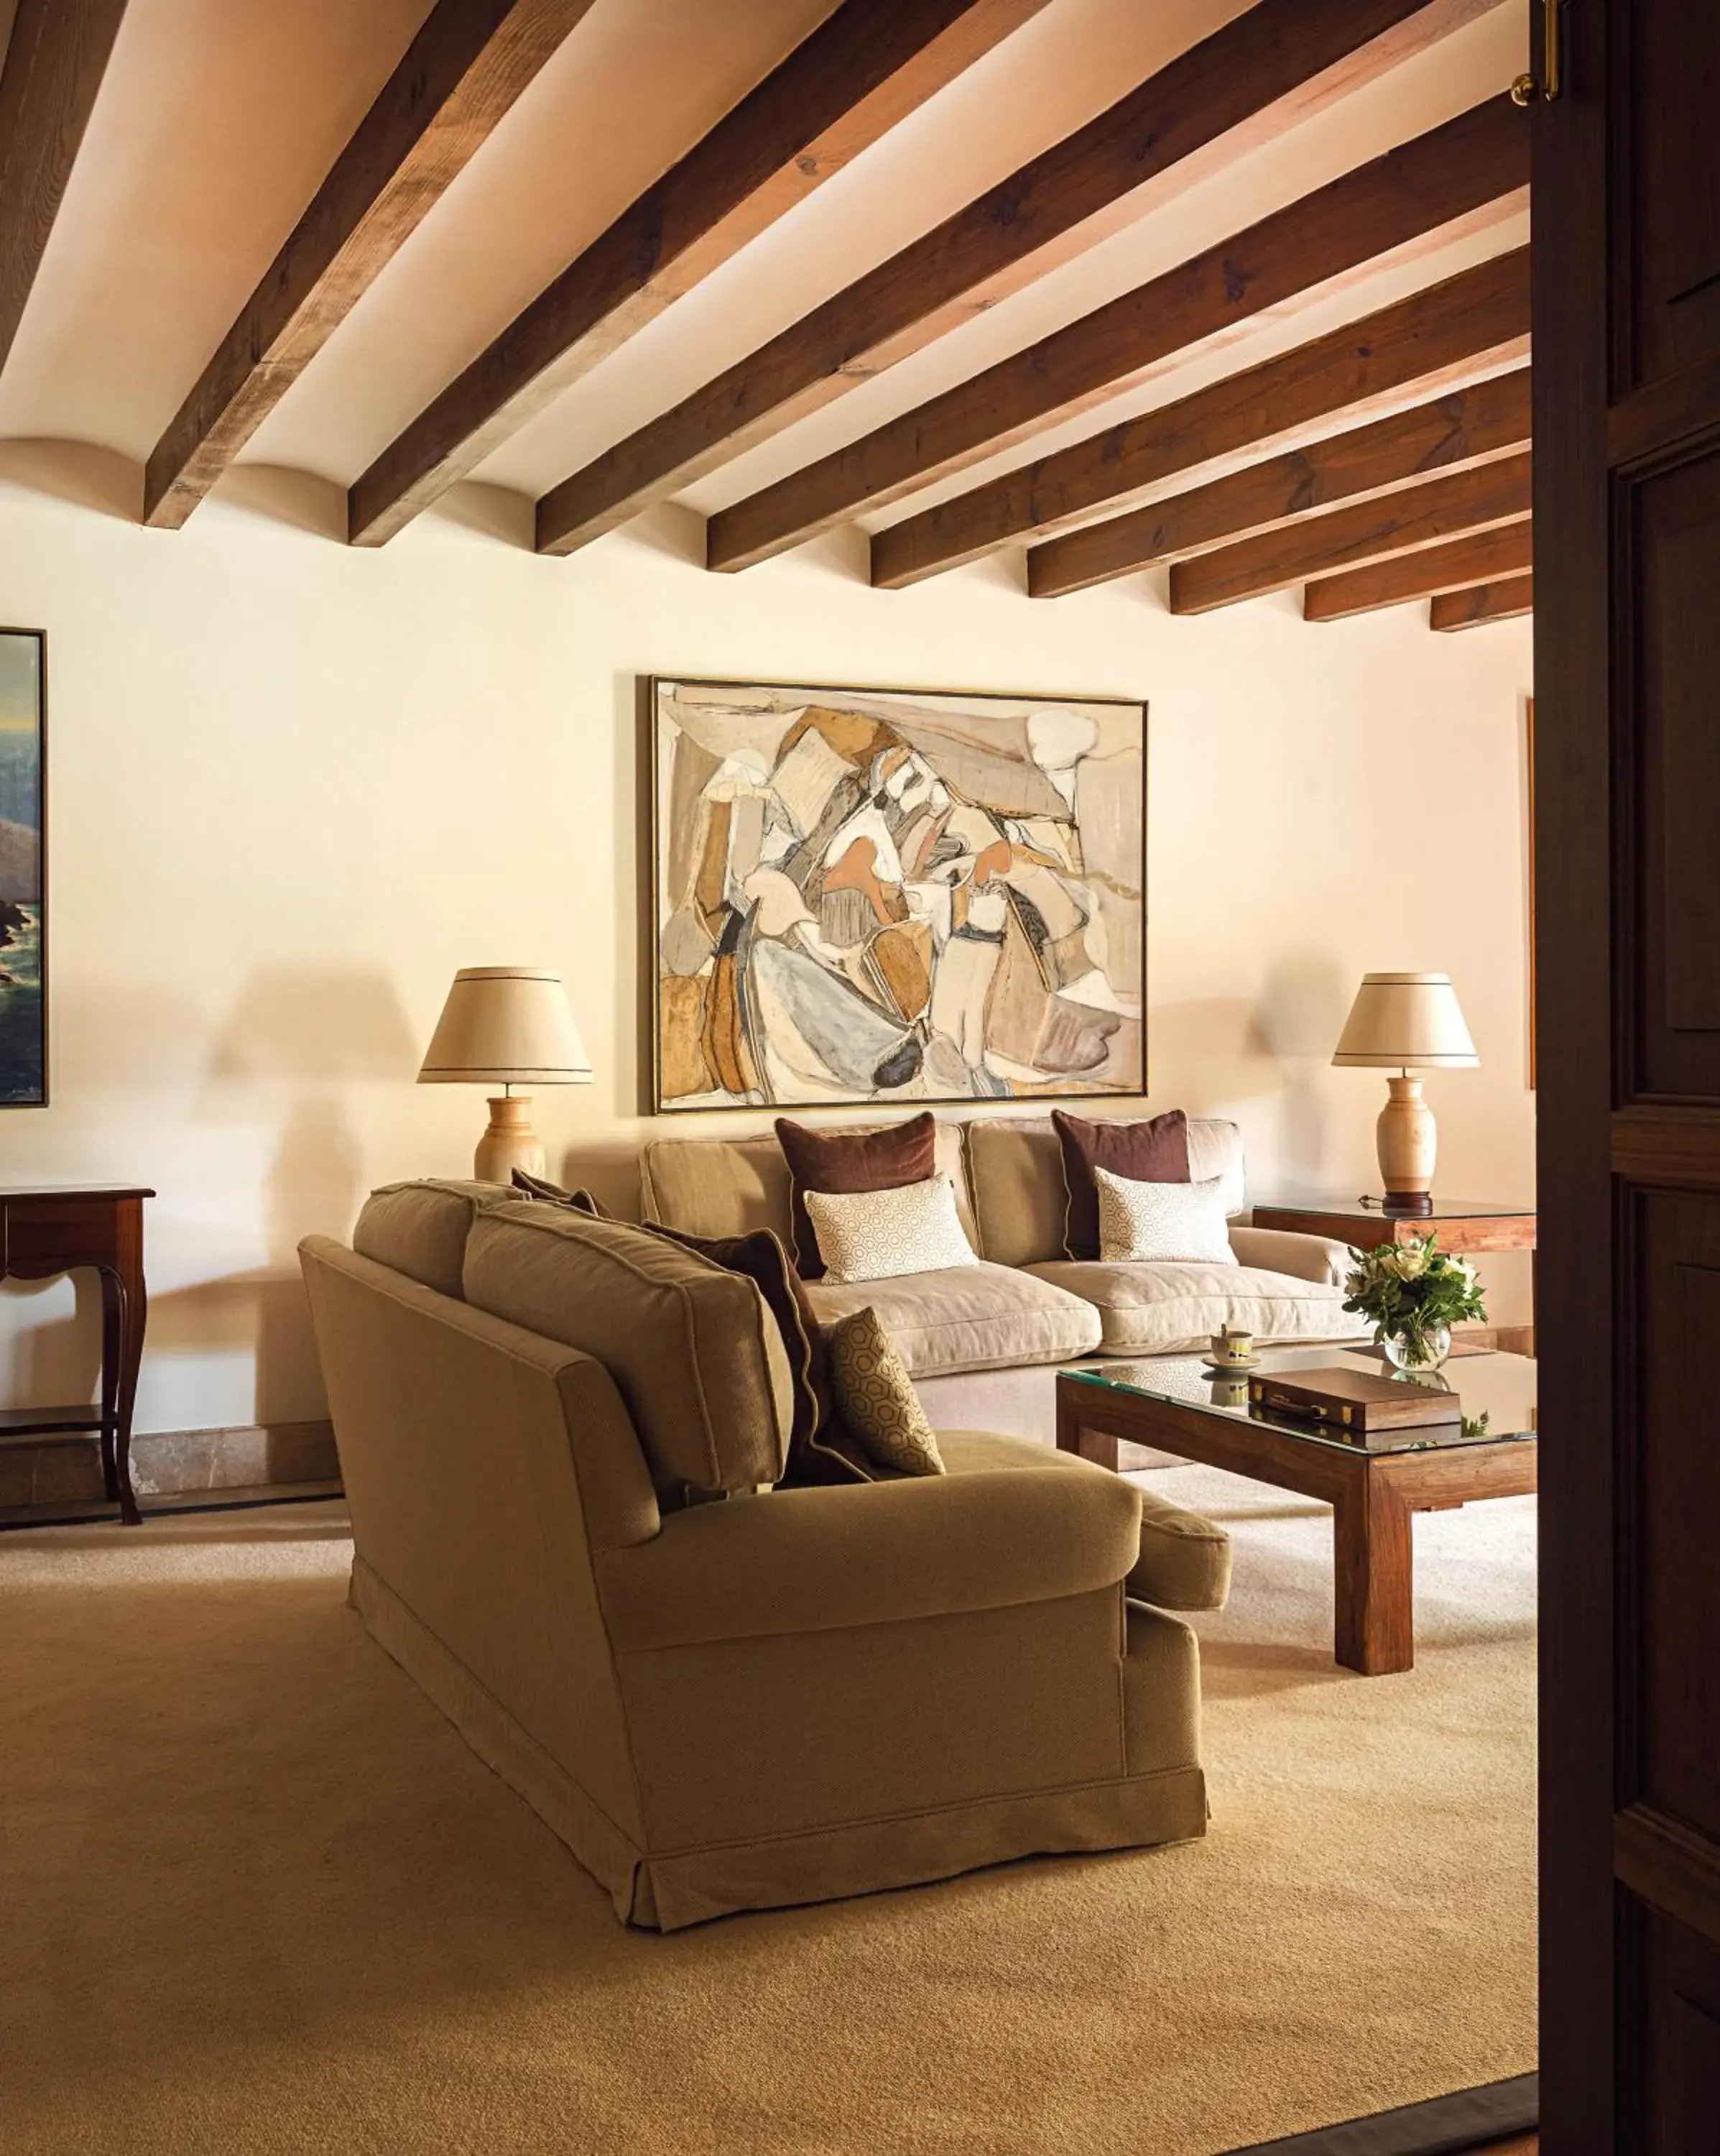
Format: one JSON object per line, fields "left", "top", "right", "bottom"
{"left": 463, "top": 1201, "right": 794, "bottom": 1496}
{"left": 1023, "top": 1258, "right": 1367, "bottom": 1356}
{"left": 803, "top": 1260, "right": 1101, "bottom": 1378}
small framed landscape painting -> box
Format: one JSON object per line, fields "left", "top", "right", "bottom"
{"left": 650, "top": 676, "right": 1146, "bottom": 1113}
{"left": 0, "top": 630, "right": 45, "bottom": 1107}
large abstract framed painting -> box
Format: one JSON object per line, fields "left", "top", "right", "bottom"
{"left": 0, "top": 631, "right": 45, "bottom": 1106}
{"left": 651, "top": 676, "right": 1145, "bottom": 1112}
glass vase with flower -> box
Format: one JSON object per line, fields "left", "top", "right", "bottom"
{"left": 1341, "top": 1233, "right": 1487, "bottom": 1372}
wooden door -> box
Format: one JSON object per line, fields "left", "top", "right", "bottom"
{"left": 1537, "top": 0, "right": 1720, "bottom": 2146}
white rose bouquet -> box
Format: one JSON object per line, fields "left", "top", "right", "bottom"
{"left": 1341, "top": 1233, "right": 1487, "bottom": 1368}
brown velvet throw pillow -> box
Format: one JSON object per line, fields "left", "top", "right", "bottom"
{"left": 643, "top": 1222, "right": 873, "bottom": 1487}
{"left": 775, "top": 1111, "right": 938, "bottom": 1280}
{"left": 1051, "top": 1107, "right": 1191, "bottom": 1261}
{"left": 511, "top": 1169, "right": 611, "bottom": 1216}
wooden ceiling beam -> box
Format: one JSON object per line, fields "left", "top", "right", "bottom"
{"left": 871, "top": 245, "right": 1530, "bottom": 588}
{"left": 535, "top": 0, "right": 1509, "bottom": 557}
{"left": 1303, "top": 519, "right": 1532, "bottom": 618}
{"left": 1029, "top": 367, "right": 1530, "bottom": 596}
{"left": 1429, "top": 571, "right": 1533, "bottom": 627}
{"left": 0, "top": 0, "right": 131, "bottom": 379}
{"left": 144, "top": 0, "right": 602, "bottom": 531}
{"left": 708, "top": 94, "right": 1527, "bottom": 573}
{"left": 347, "top": 0, "right": 1054, "bottom": 548}
{"left": 1168, "top": 446, "right": 1531, "bottom": 612}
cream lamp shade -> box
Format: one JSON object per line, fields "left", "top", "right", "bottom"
{"left": 1332, "top": 972, "right": 1479, "bottom": 1069}
{"left": 1332, "top": 973, "right": 1477, "bottom": 1212}
{"left": 418, "top": 967, "right": 591, "bottom": 1183}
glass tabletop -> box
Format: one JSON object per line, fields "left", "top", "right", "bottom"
{"left": 1254, "top": 1193, "right": 1535, "bottom": 1219}
{"left": 1063, "top": 1342, "right": 1538, "bottom": 1455}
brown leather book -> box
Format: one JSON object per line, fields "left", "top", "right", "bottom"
{"left": 1248, "top": 1365, "right": 1462, "bottom": 1434}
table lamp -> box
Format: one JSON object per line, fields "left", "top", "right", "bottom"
{"left": 1331, "top": 972, "right": 1478, "bottom": 1214}
{"left": 418, "top": 967, "right": 592, "bottom": 1183}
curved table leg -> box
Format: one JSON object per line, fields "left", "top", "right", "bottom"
{"left": 98, "top": 1263, "right": 146, "bottom": 1526}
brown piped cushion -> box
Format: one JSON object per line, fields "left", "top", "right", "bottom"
{"left": 511, "top": 1169, "right": 611, "bottom": 1216}
{"left": 775, "top": 1112, "right": 937, "bottom": 1280}
{"left": 1051, "top": 1107, "right": 1190, "bottom": 1260}
{"left": 644, "top": 1222, "right": 872, "bottom": 1487}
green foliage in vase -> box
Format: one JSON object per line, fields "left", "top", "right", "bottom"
{"left": 1342, "top": 1234, "right": 1488, "bottom": 1362}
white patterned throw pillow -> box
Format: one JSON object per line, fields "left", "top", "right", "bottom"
{"left": 1094, "top": 1167, "right": 1238, "bottom": 1266}
{"left": 801, "top": 1175, "right": 978, "bottom": 1285}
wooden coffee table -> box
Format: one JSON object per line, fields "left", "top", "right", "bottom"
{"left": 1056, "top": 1346, "right": 1538, "bottom": 1676}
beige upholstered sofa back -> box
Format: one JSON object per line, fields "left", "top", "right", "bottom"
{"left": 965, "top": 1116, "right": 1248, "bottom": 1268}
{"left": 641, "top": 1123, "right": 980, "bottom": 1250}
{"left": 463, "top": 1199, "right": 795, "bottom": 1496}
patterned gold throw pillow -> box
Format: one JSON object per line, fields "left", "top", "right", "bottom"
{"left": 824, "top": 1307, "right": 945, "bottom": 1476}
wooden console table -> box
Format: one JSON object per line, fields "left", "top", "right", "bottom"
{"left": 1, "top": 1186, "right": 153, "bottom": 1525}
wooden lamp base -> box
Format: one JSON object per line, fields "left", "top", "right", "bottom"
{"left": 473, "top": 1095, "right": 545, "bottom": 1184}
{"left": 1377, "top": 1073, "right": 1437, "bottom": 1213}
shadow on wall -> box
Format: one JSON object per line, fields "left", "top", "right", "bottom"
{"left": 1252, "top": 955, "right": 1354, "bottom": 1184}
{"left": 204, "top": 968, "right": 420, "bottom": 1419}
{"left": 1147, "top": 996, "right": 1282, "bottom": 1109}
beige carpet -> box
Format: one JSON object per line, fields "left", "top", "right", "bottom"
{"left": 1, "top": 1469, "right": 1535, "bottom": 2155}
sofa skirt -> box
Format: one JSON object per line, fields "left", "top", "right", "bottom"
{"left": 348, "top": 1555, "right": 1207, "bottom": 1931}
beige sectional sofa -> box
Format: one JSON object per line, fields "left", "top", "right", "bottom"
{"left": 642, "top": 1113, "right": 1366, "bottom": 1444}
{"left": 300, "top": 1181, "right": 1231, "bottom": 1930}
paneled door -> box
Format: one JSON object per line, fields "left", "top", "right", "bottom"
{"left": 1536, "top": 0, "right": 1720, "bottom": 2146}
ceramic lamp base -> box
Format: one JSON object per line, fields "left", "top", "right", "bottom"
{"left": 473, "top": 1095, "right": 545, "bottom": 1185}
{"left": 1376, "top": 1073, "right": 1437, "bottom": 1206}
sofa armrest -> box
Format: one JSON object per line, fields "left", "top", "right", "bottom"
{"left": 1229, "top": 1223, "right": 1352, "bottom": 1286}
{"left": 1126, "top": 1485, "right": 1230, "bottom": 1611}
{"left": 593, "top": 1431, "right": 1142, "bottom": 1650}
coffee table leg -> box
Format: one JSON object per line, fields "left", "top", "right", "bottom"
{"left": 1055, "top": 1388, "right": 1119, "bottom": 1470}
{"left": 1333, "top": 1472, "right": 1415, "bottom": 1674}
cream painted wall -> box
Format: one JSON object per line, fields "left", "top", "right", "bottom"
{"left": 0, "top": 468, "right": 1533, "bottom": 1434}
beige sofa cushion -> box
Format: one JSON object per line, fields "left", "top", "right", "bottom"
{"left": 463, "top": 1201, "right": 793, "bottom": 1496}
{"left": 803, "top": 1261, "right": 1101, "bottom": 1378}
{"left": 351, "top": 1179, "right": 505, "bottom": 1299}
{"left": 1024, "top": 1257, "right": 1365, "bottom": 1356}
{"left": 966, "top": 1115, "right": 1247, "bottom": 1269}
{"left": 641, "top": 1123, "right": 979, "bottom": 1252}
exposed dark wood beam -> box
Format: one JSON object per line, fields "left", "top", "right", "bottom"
{"left": 348, "top": 0, "right": 1053, "bottom": 548}
{"left": 535, "top": 0, "right": 1509, "bottom": 557}
{"left": 1168, "top": 446, "right": 1530, "bottom": 612}
{"left": 1303, "top": 518, "right": 1532, "bottom": 617}
{"left": 1430, "top": 571, "right": 1533, "bottom": 627}
{"left": 144, "top": 0, "right": 601, "bottom": 531}
{"left": 1029, "top": 367, "right": 1530, "bottom": 596}
{"left": 0, "top": 0, "right": 130, "bottom": 378}
{"left": 708, "top": 94, "right": 1527, "bottom": 572}
{"left": 871, "top": 245, "right": 1530, "bottom": 587}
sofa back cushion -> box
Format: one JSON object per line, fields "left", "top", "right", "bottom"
{"left": 966, "top": 1116, "right": 1247, "bottom": 1267}
{"left": 640, "top": 1123, "right": 979, "bottom": 1251}
{"left": 462, "top": 1200, "right": 793, "bottom": 1496}
{"left": 351, "top": 1179, "right": 506, "bottom": 1299}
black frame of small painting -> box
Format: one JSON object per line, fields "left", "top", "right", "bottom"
{"left": 645, "top": 671, "right": 1149, "bottom": 1116}
{"left": 0, "top": 627, "right": 47, "bottom": 1107}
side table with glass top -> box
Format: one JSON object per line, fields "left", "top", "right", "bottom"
{"left": 1056, "top": 1345, "right": 1538, "bottom": 1676}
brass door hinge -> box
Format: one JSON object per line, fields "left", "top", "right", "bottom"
{"left": 1512, "top": 0, "right": 1566, "bottom": 104}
